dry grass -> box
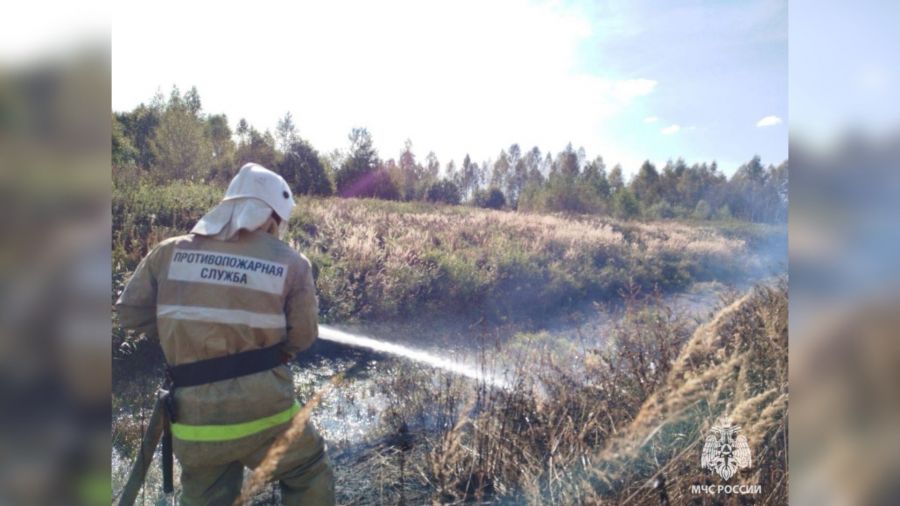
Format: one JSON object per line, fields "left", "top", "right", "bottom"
{"left": 374, "top": 280, "right": 789, "bottom": 504}
{"left": 291, "top": 198, "right": 754, "bottom": 322}
{"left": 587, "top": 279, "right": 788, "bottom": 504}
{"left": 113, "top": 182, "right": 773, "bottom": 364}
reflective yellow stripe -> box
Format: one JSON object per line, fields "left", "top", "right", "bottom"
{"left": 172, "top": 401, "right": 300, "bottom": 442}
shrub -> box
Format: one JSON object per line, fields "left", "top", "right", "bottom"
{"left": 473, "top": 188, "right": 506, "bottom": 209}
{"left": 692, "top": 199, "right": 712, "bottom": 219}
{"left": 646, "top": 200, "right": 675, "bottom": 219}
{"left": 612, "top": 189, "right": 640, "bottom": 219}
{"left": 715, "top": 204, "right": 733, "bottom": 220}
{"left": 278, "top": 140, "right": 333, "bottom": 196}
{"left": 425, "top": 180, "right": 461, "bottom": 205}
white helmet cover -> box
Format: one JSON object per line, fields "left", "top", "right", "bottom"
{"left": 222, "top": 163, "right": 295, "bottom": 221}
{"left": 191, "top": 163, "right": 295, "bottom": 241}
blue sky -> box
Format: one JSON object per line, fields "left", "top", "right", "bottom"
{"left": 112, "top": 0, "right": 787, "bottom": 176}
{"left": 579, "top": 0, "right": 787, "bottom": 173}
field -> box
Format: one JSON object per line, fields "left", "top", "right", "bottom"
{"left": 111, "top": 180, "right": 787, "bottom": 504}
{"left": 113, "top": 179, "right": 782, "bottom": 327}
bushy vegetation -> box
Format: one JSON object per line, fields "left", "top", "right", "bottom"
{"left": 329, "top": 281, "right": 788, "bottom": 504}
{"left": 114, "top": 87, "right": 787, "bottom": 222}
{"left": 289, "top": 198, "right": 766, "bottom": 322}
{"left": 112, "top": 176, "right": 776, "bottom": 325}
{"left": 424, "top": 179, "right": 461, "bottom": 205}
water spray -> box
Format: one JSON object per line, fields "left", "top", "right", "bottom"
{"left": 318, "top": 325, "right": 509, "bottom": 389}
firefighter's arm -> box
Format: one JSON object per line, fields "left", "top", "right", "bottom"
{"left": 283, "top": 255, "right": 319, "bottom": 357}
{"left": 115, "top": 246, "right": 160, "bottom": 339}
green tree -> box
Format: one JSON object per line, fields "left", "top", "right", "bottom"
{"left": 459, "top": 154, "right": 477, "bottom": 202}
{"left": 421, "top": 151, "right": 440, "bottom": 196}
{"left": 608, "top": 164, "right": 625, "bottom": 194}
{"left": 115, "top": 105, "right": 159, "bottom": 169}
{"left": 236, "top": 118, "right": 250, "bottom": 145}
{"left": 580, "top": 155, "right": 610, "bottom": 208}
{"left": 112, "top": 113, "right": 137, "bottom": 167}
{"left": 647, "top": 200, "right": 675, "bottom": 219}
{"left": 335, "top": 128, "right": 392, "bottom": 198}
{"left": 235, "top": 127, "right": 278, "bottom": 169}
{"left": 279, "top": 139, "right": 332, "bottom": 196}
{"left": 370, "top": 164, "right": 400, "bottom": 200}
{"left": 445, "top": 160, "right": 458, "bottom": 187}
{"left": 184, "top": 86, "right": 202, "bottom": 116}
{"left": 693, "top": 199, "right": 712, "bottom": 220}
{"left": 205, "top": 114, "right": 235, "bottom": 180}
{"left": 659, "top": 158, "right": 687, "bottom": 206}
{"left": 322, "top": 149, "right": 344, "bottom": 186}
{"left": 478, "top": 161, "right": 490, "bottom": 193}
{"left": 765, "top": 160, "right": 788, "bottom": 222}
{"left": 276, "top": 112, "right": 298, "bottom": 153}
{"left": 631, "top": 160, "right": 661, "bottom": 205}
{"left": 398, "top": 139, "right": 424, "bottom": 200}
{"left": 715, "top": 204, "right": 733, "bottom": 221}
{"left": 506, "top": 144, "right": 527, "bottom": 207}
{"left": 541, "top": 175, "right": 591, "bottom": 214}
{"left": 425, "top": 179, "right": 461, "bottom": 205}
{"left": 152, "top": 93, "right": 213, "bottom": 181}
{"left": 612, "top": 187, "right": 640, "bottom": 219}
{"left": 515, "top": 147, "right": 549, "bottom": 213}
{"left": 556, "top": 143, "right": 580, "bottom": 179}
{"left": 490, "top": 149, "right": 511, "bottom": 198}
{"left": 474, "top": 188, "right": 506, "bottom": 209}
{"left": 729, "top": 155, "right": 767, "bottom": 221}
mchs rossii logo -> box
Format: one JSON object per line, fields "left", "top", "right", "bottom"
{"left": 701, "top": 417, "right": 752, "bottom": 480}
{"left": 690, "top": 417, "right": 761, "bottom": 496}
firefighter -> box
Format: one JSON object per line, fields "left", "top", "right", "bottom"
{"left": 116, "top": 163, "right": 334, "bottom": 505}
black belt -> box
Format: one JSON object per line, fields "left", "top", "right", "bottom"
{"left": 166, "top": 343, "right": 286, "bottom": 388}
{"left": 159, "top": 343, "right": 288, "bottom": 494}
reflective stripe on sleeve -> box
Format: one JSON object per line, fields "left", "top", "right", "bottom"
{"left": 171, "top": 401, "right": 301, "bottom": 442}
{"left": 157, "top": 304, "right": 286, "bottom": 329}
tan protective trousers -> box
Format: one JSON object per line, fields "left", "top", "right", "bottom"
{"left": 179, "top": 430, "right": 335, "bottom": 506}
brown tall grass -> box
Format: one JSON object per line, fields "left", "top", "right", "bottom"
{"left": 369, "top": 280, "right": 788, "bottom": 504}
{"left": 114, "top": 181, "right": 777, "bottom": 365}
{"left": 291, "top": 197, "right": 757, "bottom": 322}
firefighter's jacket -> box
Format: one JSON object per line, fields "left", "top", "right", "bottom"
{"left": 115, "top": 229, "right": 321, "bottom": 467}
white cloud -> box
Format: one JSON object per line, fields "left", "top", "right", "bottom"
{"left": 756, "top": 115, "right": 783, "bottom": 127}
{"left": 609, "top": 79, "right": 657, "bottom": 101}
{"left": 661, "top": 124, "right": 681, "bottom": 135}
{"left": 644, "top": 116, "right": 659, "bottom": 123}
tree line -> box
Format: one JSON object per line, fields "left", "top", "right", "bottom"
{"left": 113, "top": 86, "right": 787, "bottom": 222}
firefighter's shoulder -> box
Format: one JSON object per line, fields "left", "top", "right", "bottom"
{"left": 142, "top": 234, "right": 195, "bottom": 262}
{"left": 155, "top": 233, "right": 196, "bottom": 250}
